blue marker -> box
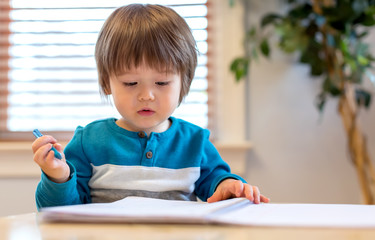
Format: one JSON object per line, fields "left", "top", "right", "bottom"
{"left": 32, "top": 129, "right": 62, "bottom": 160}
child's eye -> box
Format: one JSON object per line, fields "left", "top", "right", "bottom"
{"left": 123, "top": 82, "right": 137, "bottom": 86}
{"left": 156, "top": 81, "right": 169, "bottom": 86}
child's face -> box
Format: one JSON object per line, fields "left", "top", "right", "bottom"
{"left": 109, "top": 63, "right": 181, "bottom": 135}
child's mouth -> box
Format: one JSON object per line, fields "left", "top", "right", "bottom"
{"left": 138, "top": 109, "right": 155, "bottom": 116}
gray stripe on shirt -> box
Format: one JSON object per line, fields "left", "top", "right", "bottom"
{"left": 90, "top": 188, "right": 197, "bottom": 203}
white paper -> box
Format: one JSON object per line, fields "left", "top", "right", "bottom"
{"left": 41, "top": 197, "right": 246, "bottom": 223}
{"left": 40, "top": 197, "right": 375, "bottom": 228}
{"left": 211, "top": 203, "right": 375, "bottom": 228}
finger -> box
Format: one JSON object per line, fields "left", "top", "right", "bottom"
{"left": 36, "top": 144, "right": 63, "bottom": 169}
{"left": 260, "top": 194, "right": 270, "bottom": 203}
{"left": 53, "top": 143, "right": 63, "bottom": 152}
{"left": 45, "top": 149, "right": 58, "bottom": 166}
{"left": 33, "top": 143, "right": 53, "bottom": 166}
{"left": 53, "top": 143, "right": 65, "bottom": 159}
{"left": 31, "top": 139, "right": 39, "bottom": 154}
{"left": 233, "top": 180, "right": 244, "bottom": 197}
{"left": 32, "top": 137, "right": 47, "bottom": 154}
{"left": 32, "top": 135, "right": 57, "bottom": 153}
{"left": 244, "top": 184, "right": 254, "bottom": 202}
{"left": 43, "top": 135, "right": 58, "bottom": 143}
{"left": 252, "top": 186, "right": 260, "bottom": 204}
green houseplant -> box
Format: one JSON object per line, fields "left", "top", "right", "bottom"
{"left": 230, "top": 0, "right": 375, "bottom": 204}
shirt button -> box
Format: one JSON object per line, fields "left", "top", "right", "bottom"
{"left": 138, "top": 131, "right": 146, "bottom": 138}
{"left": 146, "top": 151, "right": 153, "bottom": 159}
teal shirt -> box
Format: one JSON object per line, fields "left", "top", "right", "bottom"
{"left": 35, "top": 117, "right": 245, "bottom": 210}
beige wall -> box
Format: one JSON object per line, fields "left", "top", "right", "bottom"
{"left": 0, "top": 146, "right": 39, "bottom": 216}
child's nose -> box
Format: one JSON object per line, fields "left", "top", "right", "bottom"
{"left": 138, "top": 87, "right": 155, "bottom": 101}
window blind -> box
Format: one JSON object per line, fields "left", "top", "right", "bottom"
{"left": 0, "top": 0, "right": 208, "bottom": 140}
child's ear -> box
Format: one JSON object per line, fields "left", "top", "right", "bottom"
{"left": 103, "top": 81, "right": 112, "bottom": 95}
{"left": 104, "top": 87, "right": 111, "bottom": 95}
{"left": 100, "top": 75, "right": 112, "bottom": 95}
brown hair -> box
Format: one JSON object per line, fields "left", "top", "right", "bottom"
{"left": 95, "top": 4, "right": 198, "bottom": 103}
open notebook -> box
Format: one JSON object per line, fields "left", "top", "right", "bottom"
{"left": 40, "top": 196, "right": 375, "bottom": 228}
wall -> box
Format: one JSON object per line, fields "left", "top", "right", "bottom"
{"left": 0, "top": 145, "right": 39, "bottom": 216}
{"left": 242, "top": 1, "right": 375, "bottom": 204}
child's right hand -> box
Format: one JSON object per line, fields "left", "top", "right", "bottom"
{"left": 32, "top": 135, "right": 70, "bottom": 183}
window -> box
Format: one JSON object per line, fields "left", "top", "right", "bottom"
{"left": 0, "top": 0, "right": 209, "bottom": 140}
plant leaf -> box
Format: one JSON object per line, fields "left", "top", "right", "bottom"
{"left": 259, "top": 38, "right": 270, "bottom": 57}
{"left": 261, "top": 14, "right": 282, "bottom": 28}
{"left": 288, "top": 3, "right": 312, "bottom": 20}
{"left": 357, "top": 31, "right": 368, "bottom": 38}
{"left": 316, "top": 92, "right": 327, "bottom": 113}
{"left": 355, "top": 89, "right": 372, "bottom": 108}
{"left": 229, "top": 0, "right": 235, "bottom": 8}
{"left": 246, "top": 26, "right": 257, "bottom": 42}
{"left": 230, "top": 57, "right": 250, "bottom": 82}
{"left": 357, "top": 55, "right": 369, "bottom": 66}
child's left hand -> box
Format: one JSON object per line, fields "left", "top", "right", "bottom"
{"left": 207, "top": 179, "right": 270, "bottom": 204}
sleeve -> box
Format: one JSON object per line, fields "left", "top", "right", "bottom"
{"left": 35, "top": 126, "right": 93, "bottom": 210}
{"left": 194, "top": 130, "right": 246, "bottom": 202}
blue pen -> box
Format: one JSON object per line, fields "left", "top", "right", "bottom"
{"left": 32, "top": 129, "right": 62, "bottom": 160}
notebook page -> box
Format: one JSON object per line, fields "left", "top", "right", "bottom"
{"left": 40, "top": 196, "right": 248, "bottom": 223}
{"left": 211, "top": 203, "right": 375, "bottom": 228}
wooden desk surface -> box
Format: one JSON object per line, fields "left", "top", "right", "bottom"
{"left": 1, "top": 213, "right": 375, "bottom": 240}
